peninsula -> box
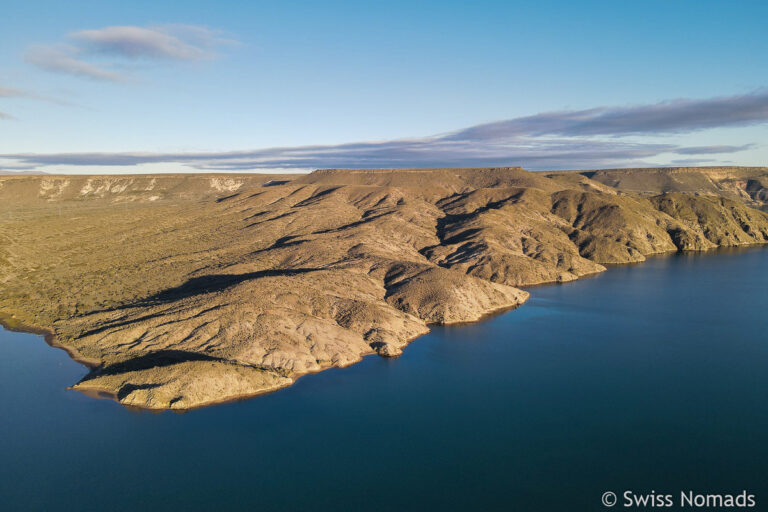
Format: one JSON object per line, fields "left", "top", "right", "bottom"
{"left": 1, "top": 166, "right": 767, "bottom": 409}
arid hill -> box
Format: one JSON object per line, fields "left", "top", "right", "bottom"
{"left": 547, "top": 166, "right": 768, "bottom": 212}
{"left": 1, "top": 167, "right": 767, "bottom": 409}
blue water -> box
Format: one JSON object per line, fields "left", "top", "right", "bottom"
{"left": 1, "top": 248, "right": 767, "bottom": 511}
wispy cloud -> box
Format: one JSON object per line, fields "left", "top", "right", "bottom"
{"left": 25, "top": 44, "right": 127, "bottom": 82}
{"left": 25, "top": 24, "right": 236, "bottom": 81}
{"left": 0, "top": 86, "right": 22, "bottom": 119}
{"left": 0, "top": 86, "right": 31, "bottom": 98}
{"left": 0, "top": 139, "right": 737, "bottom": 171}
{"left": 71, "top": 25, "right": 231, "bottom": 60}
{"left": 448, "top": 91, "right": 768, "bottom": 139}
{"left": 0, "top": 140, "right": 672, "bottom": 169}
{"left": 0, "top": 83, "right": 71, "bottom": 106}
{"left": 0, "top": 161, "right": 40, "bottom": 170}
{"left": 674, "top": 144, "right": 756, "bottom": 155}
{"left": 0, "top": 84, "right": 73, "bottom": 121}
{"left": 668, "top": 158, "right": 721, "bottom": 166}
{"left": 2, "top": 91, "right": 765, "bottom": 171}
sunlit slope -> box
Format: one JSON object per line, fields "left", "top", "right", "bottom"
{"left": 547, "top": 167, "right": 768, "bottom": 211}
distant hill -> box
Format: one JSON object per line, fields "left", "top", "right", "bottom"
{"left": 0, "top": 170, "right": 47, "bottom": 175}
{"left": 546, "top": 166, "right": 768, "bottom": 212}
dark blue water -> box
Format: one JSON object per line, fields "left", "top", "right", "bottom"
{"left": 1, "top": 248, "right": 767, "bottom": 511}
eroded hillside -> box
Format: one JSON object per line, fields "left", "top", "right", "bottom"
{"left": 548, "top": 166, "right": 768, "bottom": 212}
{"left": 1, "top": 167, "right": 767, "bottom": 409}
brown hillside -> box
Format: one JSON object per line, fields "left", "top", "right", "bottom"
{"left": 1, "top": 166, "right": 766, "bottom": 409}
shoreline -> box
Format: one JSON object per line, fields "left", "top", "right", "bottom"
{"left": 1, "top": 243, "right": 766, "bottom": 412}
{"left": 0, "top": 312, "right": 101, "bottom": 369}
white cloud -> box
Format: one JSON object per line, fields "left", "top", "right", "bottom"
{"left": 72, "top": 25, "right": 215, "bottom": 60}
{"left": 25, "top": 24, "right": 236, "bottom": 81}
{"left": 3, "top": 91, "right": 765, "bottom": 169}
{"left": 25, "top": 44, "right": 127, "bottom": 82}
{"left": 449, "top": 90, "right": 768, "bottom": 139}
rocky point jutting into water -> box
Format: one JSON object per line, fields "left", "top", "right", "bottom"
{"left": 1, "top": 166, "right": 767, "bottom": 409}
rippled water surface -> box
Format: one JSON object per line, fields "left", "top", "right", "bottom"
{"left": 1, "top": 248, "right": 767, "bottom": 511}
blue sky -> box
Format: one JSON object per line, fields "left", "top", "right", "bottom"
{"left": 1, "top": 0, "right": 767, "bottom": 173}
